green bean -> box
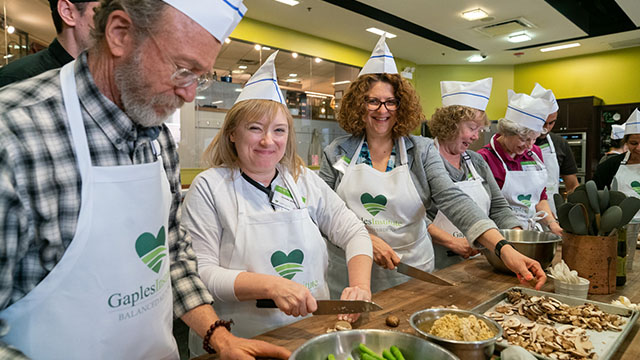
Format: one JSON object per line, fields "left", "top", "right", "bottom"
{"left": 328, "top": 355, "right": 336, "bottom": 360}
{"left": 382, "top": 349, "right": 397, "bottom": 360}
{"left": 359, "top": 343, "right": 384, "bottom": 360}
{"left": 362, "top": 354, "right": 380, "bottom": 360}
{"left": 390, "top": 346, "right": 405, "bottom": 360}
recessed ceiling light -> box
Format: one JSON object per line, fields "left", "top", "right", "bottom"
{"left": 254, "top": 44, "right": 261, "bottom": 51}
{"left": 211, "top": 100, "right": 224, "bottom": 104}
{"left": 232, "top": 70, "right": 244, "bottom": 74}
{"left": 289, "top": 73, "right": 297, "bottom": 77}
{"left": 274, "top": 0, "right": 299, "bottom": 5}
{"left": 262, "top": 46, "right": 271, "bottom": 50}
{"left": 235, "top": 88, "right": 243, "bottom": 92}
{"left": 305, "top": 91, "right": 334, "bottom": 98}
{"left": 224, "top": 38, "right": 231, "bottom": 44}
{"left": 540, "top": 43, "right": 581, "bottom": 52}
{"left": 462, "top": 8, "right": 488, "bottom": 21}
{"left": 508, "top": 31, "right": 531, "bottom": 43}
{"left": 238, "top": 65, "right": 247, "bottom": 69}
{"left": 314, "top": 57, "right": 322, "bottom": 63}
{"left": 467, "top": 54, "right": 486, "bottom": 63}
{"left": 292, "top": 52, "right": 298, "bottom": 58}
{"left": 366, "top": 27, "right": 397, "bottom": 39}
{"left": 332, "top": 80, "right": 351, "bottom": 85}
{"left": 195, "top": 96, "right": 206, "bottom": 100}
{"left": 6, "top": 25, "right": 15, "bottom": 34}
{"left": 285, "top": 78, "right": 299, "bottom": 82}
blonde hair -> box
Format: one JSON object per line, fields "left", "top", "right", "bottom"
{"left": 202, "top": 99, "right": 305, "bottom": 180}
{"left": 428, "top": 105, "right": 488, "bottom": 141}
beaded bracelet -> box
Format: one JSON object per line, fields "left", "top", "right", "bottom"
{"left": 202, "top": 319, "right": 234, "bottom": 354}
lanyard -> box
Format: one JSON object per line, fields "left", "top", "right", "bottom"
{"left": 241, "top": 170, "right": 280, "bottom": 210}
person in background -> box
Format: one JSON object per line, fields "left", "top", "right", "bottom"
{"left": 320, "top": 35, "right": 546, "bottom": 296}
{"left": 0, "top": 0, "right": 99, "bottom": 87}
{"left": 182, "top": 52, "right": 372, "bottom": 356}
{"left": 532, "top": 84, "right": 579, "bottom": 216}
{"left": 427, "top": 78, "right": 522, "bottom": 270}
{"left": 478, "top": 91, "right": 563, "bottom": 236}
{"left": 600, "top": 124, "right": 627, "bottom": 164}
{"left": 0, "top": 1, "right": 291, "bottom": 359}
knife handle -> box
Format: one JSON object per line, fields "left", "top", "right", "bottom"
{"left": 256, "top": 299, "right": 277, "bottom": 308}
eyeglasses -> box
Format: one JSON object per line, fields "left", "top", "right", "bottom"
{"left": 365, "top": 97, "right": 399, "bottom": 111}
{"left": 146, "top": 32, "right": 215, "bottom": 91}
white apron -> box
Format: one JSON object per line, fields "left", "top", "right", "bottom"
{"left": 432, "top": 143, "right": 491, "bottom": 270}
{"left": 0, "top": 61, "right": 177, "bottom": 359}
{"left": 613, "top": 151, "right": 640, "bottom": 223}
{"left": 328, "top": 137, "right": 431, "bottom": 295}
{"left": 189, "top": 168, "right": 329, "bottom": 355}
{"left": 490, "top": 135, "right": 548, "bottom": 230}
{"left": 540, "top": 135, "right": 560, "bottom": 216}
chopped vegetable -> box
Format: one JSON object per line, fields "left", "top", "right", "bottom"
{"left": 382, "top": 349, "right": 397, "bottom": 360}
{"left": 359, "top": 343, "right": 384, "bottom": 360}
{"left": 362, "top": 354, "right": 380, "bottom": 360}
{"left": 390, "top": 346, "right": 405, "bottom": 360}
{"left": 328, "top": 355, "right": 336, "bottom": 360}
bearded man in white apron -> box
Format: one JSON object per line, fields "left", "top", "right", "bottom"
{"left": 320, "top": 35, "right": 548, "bottom": 296}
{"left": 427, "top": 78, "right": 522, "bottom": 270}
{"left": 531, "top": 84, "right": 579, "bottom": 216}
{"left": 0, "top": 1, "right": 290, "bottom": 359}
{"left": 478, "top": 91, "right": 563, "bottom": 237}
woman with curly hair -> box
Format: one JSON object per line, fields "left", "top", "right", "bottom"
{"left": 320, "top": 36, "right": 546, "bottom": 294}
{"left": 427, "top": 79, "right": 522, "bottom": 270}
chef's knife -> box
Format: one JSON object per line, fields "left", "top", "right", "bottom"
{"left": 256, "top": 299, "right": 382, "bottom": 315}
{"left": 396, "top": 262, "right": 455, "bottom": 286}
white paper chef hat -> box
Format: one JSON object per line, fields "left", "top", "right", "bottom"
{"left": 611, "top": 124, "right": 625, "bottom": 140}
{"left": 530, "top": 83, "right": 559, "bottom": 113}
{"left": 504, "top": 90, "right": 554, "bottom": 133}
{"left": 234, "top": 51, "right": 284, "bottom": 104}
{"left": 162, "top": 0, "right": 246, "bottom": 42}
{"left": 440, "top": 77, "right": 493, "bottom": 111}
{"left": 358, "top": 34, "right": 398, "bottom": 76}
{"left": 624, "top": 108, "right": 640, "bottom": 135}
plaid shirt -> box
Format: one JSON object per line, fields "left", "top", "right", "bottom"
{"left": 0, "top": 53, "right": 212, "bottom": 321}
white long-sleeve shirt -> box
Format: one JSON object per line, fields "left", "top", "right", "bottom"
{"left": 181, "top": 166, "right": 372, "bottom": 302}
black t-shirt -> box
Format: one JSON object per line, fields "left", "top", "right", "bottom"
{"left": 0, "top": 38, "right": 73, "bottom": 88}
{"left": 535, "top": 132, "right": 578, "bottom": 175}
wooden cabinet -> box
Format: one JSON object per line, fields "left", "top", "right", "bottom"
{"left": 556, "top": 96, "right": 603, "bottom": 179}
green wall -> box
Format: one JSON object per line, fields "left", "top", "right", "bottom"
{"left": 513, "top": 46, "right": 640, "bottom": 105}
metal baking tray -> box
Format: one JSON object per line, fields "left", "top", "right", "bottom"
{"left": 471, "top": 287, "right": 639, "bottom": 360}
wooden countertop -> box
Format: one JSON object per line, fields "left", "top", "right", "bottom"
{"left": 198, "top": 249, "right": 640, "bottom": 359}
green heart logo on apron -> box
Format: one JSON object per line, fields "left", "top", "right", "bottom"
{"left": 631, "top": 181, "right": 640, "bottom": 196}
{"left": 360, "top": 193, "right": 387, "bottom": 216}
{"left": 517, "top": 194, "right": 532, "bottom": 207}
{"left": 271, "top": 249, "right": 304, "bottom": 280}
{"left": 135, "top": 226, "right": 167, "bottom": 273}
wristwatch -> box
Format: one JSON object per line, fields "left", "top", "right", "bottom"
{"left": 494, "top": 239, "right": 512, "bottom": 259}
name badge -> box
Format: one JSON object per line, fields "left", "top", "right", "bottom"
{"left": 521, "top": 161, "right": 538, "bottom": 171}
{"left": 332, "top": 155, "right": 351, "bottom": 174}
{"left": 270, "top": 185, "right": 297, "bottom": 211}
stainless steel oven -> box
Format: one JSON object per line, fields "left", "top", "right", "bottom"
{"left": 560, "top": 132, "right": 587, "bottom": 174}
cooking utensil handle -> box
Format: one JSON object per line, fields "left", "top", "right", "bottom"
{"left": 256, "top": 299, "right": 277, "bottom": 308}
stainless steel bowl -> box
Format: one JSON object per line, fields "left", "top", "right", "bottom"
{"left": 481, "top": 229, "right": 561, "bottom": 273}
{"left": 289, "top": 329, "right": 459, "bottom": 360}
{"left": 410, "top": 308, "right": 503, "bottom": 360}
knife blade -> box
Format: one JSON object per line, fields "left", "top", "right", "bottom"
{"left": 256, "top": 299, "right": 382, "bottom": 315}
{"left": 396, "top": 262, "right": 455, "bottom": 286}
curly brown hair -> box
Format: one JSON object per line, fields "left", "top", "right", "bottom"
{"left": 337, "top": 73, "right": 424, "bottom": 138}
{"left": 428, "top": 106, "right": 488, "bottom": 142}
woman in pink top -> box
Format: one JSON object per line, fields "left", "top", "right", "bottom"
{"left": 477, "top": 91, "right": 563, "bottom": 236}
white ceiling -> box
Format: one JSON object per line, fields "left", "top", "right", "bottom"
{"left": 242, "top": 0, "right": 640, "bottom": 65}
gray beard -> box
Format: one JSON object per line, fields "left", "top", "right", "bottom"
{"left": 114, "top": 52, "right": 184, "bottom": 128}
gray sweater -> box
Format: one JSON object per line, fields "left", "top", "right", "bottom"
{"left": 427, "top": 149, "right": 521, "bottom": 230}
{"left": 320, "top": 134, "right": 498, "bottom": 245}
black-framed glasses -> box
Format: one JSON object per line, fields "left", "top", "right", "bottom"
{"left": 365, "top": 97, "right": 399, "bottom": 111}
{"left": 146, "top": 32, "right": 215, "bottom": 91}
